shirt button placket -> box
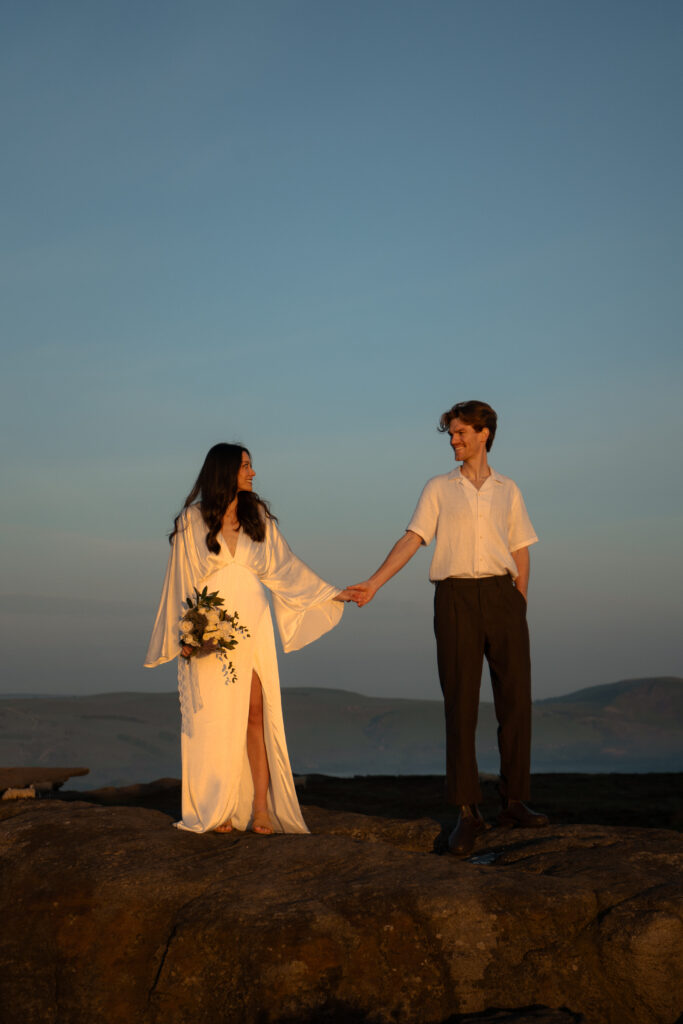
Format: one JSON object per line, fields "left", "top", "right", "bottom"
{"left": 476, "top": 492, "right": 480, "bottom": 573}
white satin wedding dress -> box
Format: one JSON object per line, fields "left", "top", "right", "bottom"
{"left": 145, "top": 504, "right": 342, "bottom": 833}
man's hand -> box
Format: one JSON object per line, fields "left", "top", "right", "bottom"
{"left": 512, "top": 545, "right": 530, "bottom": 601}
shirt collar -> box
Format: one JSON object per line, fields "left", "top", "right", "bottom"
{"left": 448, "top": 466, "right": 502, "bottom": 484}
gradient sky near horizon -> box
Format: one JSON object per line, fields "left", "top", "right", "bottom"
{"left": 1, "top": 0, "right": 681, "bottom": 702}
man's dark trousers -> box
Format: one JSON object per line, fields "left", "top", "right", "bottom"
{"left": 434, "top": 574, "right": 532, "bottom": 805}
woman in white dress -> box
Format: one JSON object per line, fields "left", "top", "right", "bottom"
{"left": 145, "top": 443, "right": 355, "bottom": 835}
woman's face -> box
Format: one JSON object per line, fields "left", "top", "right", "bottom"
{"left": 237, "top": 451, "right": 256, "bottom": 492}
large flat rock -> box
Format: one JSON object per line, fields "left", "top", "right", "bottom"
{"left": 0, "top": 786, "right": 681, "bottom": 1024}
{"left": 0, "top": 766, "right": 89, "bottom": 791}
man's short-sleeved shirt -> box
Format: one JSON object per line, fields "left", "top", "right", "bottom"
{"left": 406, "top": 467, "right": 538, "bottom": 581}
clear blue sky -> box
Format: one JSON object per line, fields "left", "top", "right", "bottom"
{"left": 1, "top": 0, "right": 681, "bottom": 700}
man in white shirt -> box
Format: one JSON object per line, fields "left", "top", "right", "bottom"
{"left": 350, "top": 400, "right": 548, "bottom": 857}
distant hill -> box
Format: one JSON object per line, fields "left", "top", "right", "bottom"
{"left": 541, "top": 675, "right": 683, "bottom": 715}
{"left": 532, "top": 676, "right": 683, "bottom": 773}
{"left": 0, "top": 677, "right": 681, "bottom": 788}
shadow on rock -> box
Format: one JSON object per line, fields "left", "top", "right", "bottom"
{"left": 446, "top": 1007, "right": 586, "bottom": 1023}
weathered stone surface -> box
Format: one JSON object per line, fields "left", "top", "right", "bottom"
{"left": 0, "top": 765, "right": 89, "bottom": 791}
{"left": 0, "top": 777, "right": 681, "bottom": 1024}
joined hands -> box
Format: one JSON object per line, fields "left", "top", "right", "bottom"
{"left": 336, "top": 582, "right": 378, "bottom": 607}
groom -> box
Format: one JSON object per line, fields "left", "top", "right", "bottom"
{"left": 350, "top": 400, "right": 548, "bottom": 857}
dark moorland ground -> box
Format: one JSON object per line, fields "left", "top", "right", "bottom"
{"left": 73, "top": 770, "right": 683, "bottom": 834}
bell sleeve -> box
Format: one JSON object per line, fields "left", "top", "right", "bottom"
{"left": 261, "top": 519, "right": 343, "bottom": 653}
{"left": 144, "top": 510, "right": 204, "bottom": 667}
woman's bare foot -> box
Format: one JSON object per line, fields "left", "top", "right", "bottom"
{"left": 213, "top": 819, "right": 233, "bottom": 833}
{"left": 251, "top": 810, "right": 273, "bottom": 835}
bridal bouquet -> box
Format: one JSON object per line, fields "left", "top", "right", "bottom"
{"left": 178, "top": 586, "right": 250, "bottom": 683}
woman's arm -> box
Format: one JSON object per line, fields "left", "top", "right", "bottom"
{"left": 261, "top": 518, "right": 347, "bottom": 650}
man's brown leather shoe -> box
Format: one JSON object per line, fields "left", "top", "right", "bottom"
{"left": 498, "top": 800, "right": 549, "bottom": 828}
{"left": 448, "top": 808, "right": 487, "bottom": 857}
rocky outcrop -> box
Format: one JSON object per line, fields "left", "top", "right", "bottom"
{"left": 0, "top": 765, "right": 89, "bottom": 792}
{"left": 0, "top": 778, "right": 681, "bottom": 1024}
{"left": 0, "top": 766, "right": 90, "bottom": 802}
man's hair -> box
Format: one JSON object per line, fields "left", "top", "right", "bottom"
{"left": 438, "top": 400, "right": 498, "bottom": 451}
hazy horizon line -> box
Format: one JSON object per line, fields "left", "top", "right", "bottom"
{"left": 1, "top": 674, "right": 680, "bottom": 705}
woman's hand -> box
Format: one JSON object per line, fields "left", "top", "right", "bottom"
{"left": 334, "top": 587, "right": 364, "bottom": 604}
{"left": 180, "top": 639, "right": 217, "bottom": 658}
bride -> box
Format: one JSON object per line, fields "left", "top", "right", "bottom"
{"left": 145, "top": 442, "right": 356, "bottom": 835}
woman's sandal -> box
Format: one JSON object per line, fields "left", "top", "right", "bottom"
{"left": 251, "top": 811, "right": 274, "bottom": 835}
{"left": 213, "top": 819, "right": 233, "bottom": 833}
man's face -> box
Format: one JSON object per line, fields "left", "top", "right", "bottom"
{"left": 448, "top": 418, "right": 488, "bottom": 462}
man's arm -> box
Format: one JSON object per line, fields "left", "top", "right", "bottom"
{"left": 511, "top": 546, "right": 530, "bottom": 600}
{"left": 348, "top": 531, "right": 423, "bottom": 607}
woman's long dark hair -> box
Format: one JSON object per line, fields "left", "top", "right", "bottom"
{"left": 169, "top": 443, "right": 275, "bottom": 553}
